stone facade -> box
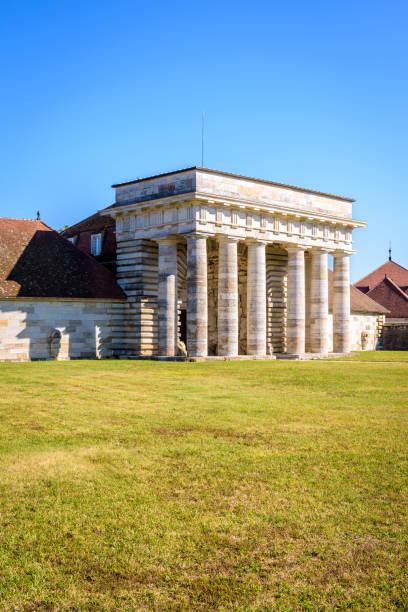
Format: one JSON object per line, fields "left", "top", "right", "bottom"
{"left": 0, "top": 299, "right": 122, "bottom": 362}
{"left": 104, "top": 167, "right": 366, "bottom": 359}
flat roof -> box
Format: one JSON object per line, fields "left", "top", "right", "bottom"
{"left": 111, "top": 166, "right": 355, "bottom": 203}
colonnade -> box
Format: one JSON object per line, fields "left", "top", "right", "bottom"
{"left": 157, "top": 235, "right": 351, "bottom": 358}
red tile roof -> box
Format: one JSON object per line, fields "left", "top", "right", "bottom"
{"left": 61, "top": 211, "right": 116, "bottom": 264}
{"left": 328, "top": 269, "right": 388, "bottom": 314}
{"left": 0, "top": 218, "right": 125, "bottom": 299}
{"left": 62, "top": 210, "right": 114, "bottom": 237}
{"left": 355, "top": 260, "right": 408, "bottom": 291}
{"left": 366, "top": 276, "right": 408, "bottom": 318}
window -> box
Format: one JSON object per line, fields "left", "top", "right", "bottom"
{"left": 91, "top": 233, "right": 102, "bottom": 256}
{"left": 67, "top": 236, "right": 77, "bottom": 245}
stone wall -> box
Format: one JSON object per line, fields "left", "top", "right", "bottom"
{"left": 114, "top": 238, "right": 158, "bottom": 357}
{"left": 326, "top": 312, "right": 384, "bottom": 352}
{"left": 266, "top": 246, "right": 287, "bottom": 354}
{"left": 382, "top": 322, "right": 408, "bottom": 350}
{"left": 0, "top": 299, "right": 123, "bottom": 362}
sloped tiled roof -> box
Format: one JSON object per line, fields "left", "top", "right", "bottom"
{"left": 366, "top": 276, "right": 408, "bottom": 318}
{"left": 355, "top": 260, "right": 408, "bottom": 291}
{"left": 0, "top": 218, "right": 125, "bottom": 299}
{"left": 61, "top": 210, "right": 114, "bottom": 237}
{"left": 328, "top": 269, "right": 388, "bottom": 314}
{"left": 61, "top": 211, "right": 116, "bottom": 263}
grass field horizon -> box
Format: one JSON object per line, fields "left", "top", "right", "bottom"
{"left": 0, "top": 355, "right": 407, "bottom": 610}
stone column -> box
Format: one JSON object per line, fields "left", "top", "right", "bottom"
{"left": 157, "top": 238, "right": 178, "bottom": 356}
{"left": 247, "top": 240, "right": 266, "bottom": 355}
{"left": 218, "top": 237, "right": 239, "bottom": 356}
{"left": 186, "top": 234, "right": 208, "bottom": 357}
{"left": 304, "top": 252, "right": 312, "bottom": 352}
{"left": 310, "top": 249, "right": 329, "bottom": 354}
{"left": 333, "top": 252, "right": 351, "bottom": 353}
{"left": 286, "top": 247, "right": 305, "bottom": 355}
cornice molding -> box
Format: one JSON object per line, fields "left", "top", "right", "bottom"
{"left": 101, "top": 194, "right": 365, "bottom": 230}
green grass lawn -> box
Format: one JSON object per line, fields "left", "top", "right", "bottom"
{"left": 329, "top": 351, "right": 408, "bottom": 362}
{"left": 0, "top": 357, "right": 407, "bottom": 611}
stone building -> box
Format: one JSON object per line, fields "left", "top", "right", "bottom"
{"left": 0, "top": 168, "right": 389, "bottom": 361}
{"left": 355, "top": 256, "right": 408, "bottom": 349}
{"left": 100, "top": 167, "right": 379, "bottom": 359}
{"left": 355, "top": 257, "right": 408, "bottom": 320}
{"left": 0, "top": 218, "right": 125, "bottom": 361}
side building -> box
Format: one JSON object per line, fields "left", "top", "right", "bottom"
{"left": 0, "top": 218, "right": 125, "bottom": 361}
{"left": 61, "top": 211, "right": 116, "bottom": 274}
{"left": 355, "top": 257, "right": 408, "bottom": 349}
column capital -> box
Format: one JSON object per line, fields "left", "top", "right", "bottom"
{"left": 310, "top": 246, "right": 330, "bottom": 254}
{"left": 286, "top": 245, "right": 305, "bottom": 254}
{"left": 155, "top": 235, "right": 179, "bottom": 245}
{"left": 333, "top": 250, "right": 351, "bottom": 258}
{"left": 246, "top": 238, "right": 268, "bottom": 246}
{"left": 185, "top": 232, "right": 211, "bottom": 241}
{"left": 216, "top": 235, "right": 240, "bottom": 244}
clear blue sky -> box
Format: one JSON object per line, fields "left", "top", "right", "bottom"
{"left": 1, "top": 0, "right": 407, "bottom": 282}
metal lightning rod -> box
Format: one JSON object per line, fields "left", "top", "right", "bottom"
{"left": 201, "top": 111, "right": 205, "bottom": 167}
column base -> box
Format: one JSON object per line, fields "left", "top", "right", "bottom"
{"left": 276, "top": 353, "right": 310, "bottom": 360}
{"left": 276, "top": 352, "right": 350, "bottom": 360}
{"left": 122, "top": 353, "right": 351, "bottom": 362}
{"left": 125, "top": 354, "right": 277, "bottom": 362}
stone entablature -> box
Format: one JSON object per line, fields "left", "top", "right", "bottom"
{"left": 106, "top": 168, "right": 364, "bottom": 253}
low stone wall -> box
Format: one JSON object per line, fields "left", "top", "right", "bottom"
{"left": 382, "top": 322, "right": 408, "bottom": 350}
{"left": 0, "top": 299, "right": 124, "bottom": 362}
{"left": 326, "top": 313, "right": 383, "bottom": 351}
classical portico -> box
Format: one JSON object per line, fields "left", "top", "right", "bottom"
{"left": 102, "top": 167, "right": 365, "bottom": 359}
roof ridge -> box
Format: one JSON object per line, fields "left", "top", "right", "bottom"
{"left": 387, "top": 259, "right": 408, "bottom": 273}
{"left": 355, "top": 259, "right": 408, "bottom": 287}
{"left": 0, "top": 216, "right": 45, "bottom": 222}
{"left": 380, "top": 276, "right": 408, "bottom": 301}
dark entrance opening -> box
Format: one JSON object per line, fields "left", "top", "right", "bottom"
{"left": 180, "top": 309, "right": 187, "bottom": 345}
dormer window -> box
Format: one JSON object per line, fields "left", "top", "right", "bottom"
{"left": 91, "top": 233, "right": 102, "bottom": 256}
